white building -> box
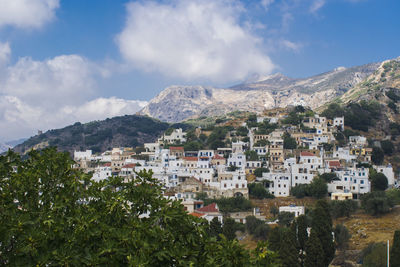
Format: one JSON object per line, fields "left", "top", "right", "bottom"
{"left": 279, "top": 205, "right": 305, "bottom": 217}
{"left": 328, "top": 167, "right": 370, "bottom": 196}
{"left": 333, "top": 117, "right": 344, "bottom": 131}
{"left": 374, "top": 165, "right": 395, "bottom": 186}
{"left": 158, "top": 128, "right": 187, "bottom": 144}
{"left": 74, "top": 150, "right": 93, "bottom": 160}
{"left": 227, "top": 153, "right": 246, "bottom": 171}
{"left": 92, "top": 165, "right": 112, "bottom": 182}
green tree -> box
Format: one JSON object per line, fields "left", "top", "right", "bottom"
{"left": 304, "top": 230, "right": 325, "bottom": 267}
{"left": 334, "top": 224, "right": 351, "bottom": 250}
{"left": 391, "top": 230, "right": 400, "bottom": 267}
{"left": 372, "top": 147, "right": 385, "bottom": 165}
{"left": 362, "top": 242, "right": 387, "bottom": 267}
{"left": 278, "top": 212, "right": 295, "bottom": 227}
{"left": 361, "top": 191, "right": 394, "bottom": 216}
{"left": 370, "top": 171, "right": 389, "bottom": 191}
{"left": 248, "top": 183, "right": 274, "bottom": 199}
{"left": 270, "top": 205, "right": 279, "bottom": 217}
{"left": 308, "top": 178, "right": 328, "bottom": 198}
{"left": 209, "top": 217, "right": 223, "bottom": 240}
{"left": 319, "top": 172, "right": 339, "bottom": 183}
{"left": 245, "top": 150, "right": 259, "bottom": 161}
{"left": 381, "top": 140, "right": 395, "bottom": 155}
{"left": 279, "top": 228, "right": 300, "bottom": 267}
{"left": 254, "top": 167, "right": 269, "bottom": 177}
{"left": 296, "top": 215, "right": 309, "bottom": 265}
{"left": 0, "top": 148, "right": 280, "bottom": 266}
{"left": 283, "top": 133, "right": 297, "bottom": 149}
{"left": 291, "top": 184, "right": 309, "bottom": 198}
{"left": 222, "top": 218, "right": 236, "bottom": 241}
{"left": 311, "top": 200, "right": 335, "bottom": 266}
{"left": 329, "top": 200, "right": 358, "bottom": 219}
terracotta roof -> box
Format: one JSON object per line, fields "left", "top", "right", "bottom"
{"left": 300, "top": 151, "right": 315, "bottom": 157}
{"left": 196, "top": 203, "right": 219, "bottom": 213}
{"left": 199, "top": 156, "right": 209, "bottom": 159}
{"left": 329, "top": 161, "right": 341, "bottom": 167}
{"left": 189, "top": 212, "right": 206, "bottom": 218}
{"left": 183, "top": 157, "right": 198, "bottom": 161}
{"left": 122, "top": 163, "right": 136, "bottom": 169}
{"left": 170, "top": 146, "right": 184, "bottom": 150}
{"left": 103, "top": 162, "right": 111, "bottom": 167}
{"left": 213, "top": 154, "right": 225, "bottom": 160}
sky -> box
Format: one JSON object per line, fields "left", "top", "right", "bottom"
{"left": 0, "top": 0, "right": 399, "bottom": 142}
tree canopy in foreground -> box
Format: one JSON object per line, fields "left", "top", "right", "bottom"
{"left": 0, "top": 148, "right": 280, "bottom": 266}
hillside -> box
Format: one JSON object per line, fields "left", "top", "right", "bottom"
{"left": 13, "top": 115, "right": 172, "bottom": 155}
{"left": 141, "top": 61, "right": 380, "bottom": 122}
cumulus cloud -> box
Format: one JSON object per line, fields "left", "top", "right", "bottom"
{"left": 0, "top": 0, "right": 59, "bottom": 29}
{"left": 116, "top": 0, "right": 274, "bottom": 83}
{"left": 0, "top": 52, "right": 147, "bottom": 141}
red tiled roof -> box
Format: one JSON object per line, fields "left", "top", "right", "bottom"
{"left": 199, "top": 156, "right": 209, "bottom": 159}
{"left": 196, "top": 203, "right": 219, "bottom": 213}
{"left": 103, "top": 162, "right": 111, "bottom": 167}
{"left": 122, "top": 163, "right": 136, "bottom": 169}
{"left": 300, "top": 152, "right": 315, "bottom": 157}
{"left": 170, "top": 146, "right": 184, "bottom": 150}
{"left": 189, "top": 212, "right": 206, "bottom": 218}
{"left": 183, "top": 157, "right": 198, "bottom": 161}
{"left": 329, "top": 161, "right": 341, "bottom": 167}
{"left": 213, "top": 154, "right": 225, "bottom": 160}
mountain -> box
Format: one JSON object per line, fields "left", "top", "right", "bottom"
{"left": 0, "top": 138, "right": 27, "bottom": 153}
{"left": 0, "top": 143, "right": 11, "bottom": 154}
{"left": 13, "top": 115, "right": 172, "bottom": 155}
{"left": 141, "top": 61, "right": 380, "bottom": 122}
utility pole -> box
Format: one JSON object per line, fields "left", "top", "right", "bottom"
{"left": 387, "top": 239, "right": 390, "bottom": 267}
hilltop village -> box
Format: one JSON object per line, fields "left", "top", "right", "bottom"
{"left": 73, "top": 107, "right": 397, "bottom": 221}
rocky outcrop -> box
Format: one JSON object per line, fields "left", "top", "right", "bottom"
{"left": 141, "top": 62, "right": 381, "bottom": 122}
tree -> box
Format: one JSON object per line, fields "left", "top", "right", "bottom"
{"left": 222, "top": 218, "right": 236, "bottom": 241}
{"left": 319, "top": 173, "right": 339, "bottom": 183}
{"left": 311, "top": 200, "right": 335, "bottom": 266}
{"left": 381, "top": 140, "right": 395, "bottom": 155}
{"left": 361, "top": 191, "right": 394, "bottom": 216}
{"left": 372, "top": 147, "right": 385, "bottom": 165}
{"left": 279, "top": 228, "right": 300, "bottom": 267}
{"left": 209, "top": 217, "right": 223, "bottom": 240}
{"left": 391, "top": 230, "right": 400, "bottom": 267}
{"left": 245, "top": 216, "right": 263, "bottom": 235}
{"left": 269, "top": 206, "right": 279, "bottom": 217}
{"left": 278, "top": 212, "right": 295, "bottom": 227}
{"left": 308, "top": 178, "right": 328, "bottom": 198}
{"left": 334, "top": 224, "right": 351, "bottom": 250}
{"left": 254, "top": 167, "right": 269, "bottom": 177}
{"left": 283, "top": 133, "right": 297, "bottom": 149}
{"left": 304, "top": 230, "right": 325, "bottom": 267}
{"left": 329, "top": 200, "right": 358, "bottom": 219}
{"left": 361, "top": 242, "right": 387, "bottom": 267}
{"left": 291, "top": 184, "right": 309, "bottom": 198}
{"left": 296, "top": 215, "right": 308, "bottom": 265}
{"left": 248, "top": 183, "right": 274, "bottom": 199}
{"left": 370, "top": 172, "right": 389, "bottom": 191}
{"left": 0, "top": 148, "right": 280, "bottom": 266}
{"left": 253, "top": 224, "right": 270, "bottom": 241}
{"left": 245, "top": 150, "right": 259, "bottom": 161}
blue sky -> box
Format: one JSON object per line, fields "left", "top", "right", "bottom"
{"left": 0, "top": 0, "right": 399, "bottom": 141}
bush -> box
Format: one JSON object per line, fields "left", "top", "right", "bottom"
{"left": 370, "top": 171, "right": 388, "bottom": 191}
{"left": 329, "top": 200, "right": 358, "bottom": 219}
{"left": 386, "top": 188, "right": 400, "bottom": 205}
{"left": 371, "top": 147, "right": 384, "bottom": 165}
{"left": 361, "top": 242, "right": 387, "bottom": 267}
{"left": 334, "top": 224, "right": 351, "bottom": 250}
{"left": 291, "top": 184, "right": 309, "bottom": 198}
{"left": 381, "top": 140, "right": 394, "bottom": 155}
{"left": 319, "top": 173, "right": 339, "bottom": 183}
{"left": 283, "top": 133, "right": 297, "bottom": 149}
{"left": 361, "top": 191, "right": 394, "bottom": 216}
{"left": 204, "top": 197, "right": 253, "bottom": 213}
{"left": 278, "top": 211, "right": 295, "bottom": 227}
{"left": 248, "top": 183, "right": 274, "bottom": 199}
{"left": 254, "top": 167, "right": 269, "bottom": 177}
{"left": 308, "top": 178, "right": 328, "bottom": 198}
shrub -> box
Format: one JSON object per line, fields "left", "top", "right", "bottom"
{"left": 248, "top": 183, "right": 274, "bottom": 199}
{"left": 329, "top": 200, "right": 358, "bottom": 219}
{"left": 361, "top": 191, "right": 394, "bottom": 216}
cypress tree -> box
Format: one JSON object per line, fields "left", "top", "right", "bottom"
{"left": 391, "top": 230, "right": 400, "bottom": 267}
{"left": 222, "top": 218, "right": 236, "bottom": 241}
{"left": 279, "top": 228, "right": 300, "bottom": 267}
{"left": 268, "top": 227, "right": 282, "bottom": 251}
{"left": 312, "top": 200, "right": 335, "bottom": 266}
{"left": 297, "top": 215, "right": 309, "bottom": 266}
{"left": 209, "top": 217, "right": 222, "bottom": 240}
{"left": 305, "top": 230, "right": 325, "bottom": 267}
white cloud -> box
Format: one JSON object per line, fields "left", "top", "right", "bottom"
{"left": 0, "top": 41, "right": 11, "bottom": 65}
{"left": 280, "top": 39, "right": 302, "bottom": 52}
{"left": 116, "top": 0, "right": 274, "bottom": 83}
{"left": 261, "top": 0, "right": 275, "bottom": 10}
{"left": 0, "top": 51, "right": 147, "bottom": 141}
{"left": 0, "top": 0, "right": 59, "bottom": 29}
{"left": 310, "top": 0, "right": 325, "bottom": 13}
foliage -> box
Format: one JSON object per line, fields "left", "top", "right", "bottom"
{"left": 381, "top": 140, "right": 394, "bottom": 155}
{"left": 291, "top": 184, "right": 309, "bottom": 198}
{"left": 248, "top": 183, "right": 275, "bottom": 199}
{"left": 386, "top": 188, "right": 400, "bottom": 205}
{"left": 209, "top": 217, "right": 223, "bottom": 240}
{"left": 203, "top": 196, "right": 253, "bottom": 213}
{"left": 0, "top": 148, "right": 280, "bottom": 266}
{"left": 304, "top": 230, "right": 325, "bottom": 267}
{"left": 296, "top": 215, "right": 309, "bottom": 253}
{"left": 245, "top": 150, "right": 259, "bottom": 161}
{"left": 372, "top": 147, "right": 385, "bottom": 165}
{"left": 308, "top": 178, "right": 328, "bottom": 199}
{"left": 184, "top": 141, "right": 204, "bottom": 151}
{"left": 283, "top": 132, "right": 297, "bottom": 149}
{"left": 222, "top": 218, "right": 236, "bottom": 241}
{"left": 321, "top": 103, "right": 345, "bottom": 120}
{"left": 361, "top": 191, "right": 394, "bottom": 216}
{"left": 245, "top": 216, "right": 271, "bottom": 241}
{"left": 282, "top": 111, "right": 303, "bottom": 126}
{"left": 334, "top": 224, "right": 351, "bottom": 250}
{"left": 278, "top": 228, "right": 300, "bottom": 267}
{"left": 329, "top": 200, "right": 358, "bottom": 219}
{"left": 319, "top": 172, "right": 340, "bottom": 183}
{"left": 228, "top": 165, "right": 239, "bottom": 171}
{"left": 361, "top": 242, "right": 387, "bottom": 267}
{"left": 254, "top": 167, "right": 269, "bottom": 177}
{"left": 311, "top": 200, "right": 335, "bottom": 267}
{"left": 278, "top": 212, "right": 295, "bottom": 227}
{"left": 391, "top": 230, "right": 400, "bottom": 267}
{"left": 236, "top": 126, "right": 249, "bottom": 136}
{"left": 370, "top": 171, "right": 389, "bottom": 191}
{"left": 254, "top": 139, "right": 270, "bottom": 147}
{"left": 270, "top": 206, "right": 279, "bottom": 217}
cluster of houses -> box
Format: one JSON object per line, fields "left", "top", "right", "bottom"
{"left": 73, "top": 111, "right": 397, "bottom": 221}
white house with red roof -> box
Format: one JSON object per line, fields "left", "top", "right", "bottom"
{"left": 193, "top": 203, "right": 223, "bottom": 223}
